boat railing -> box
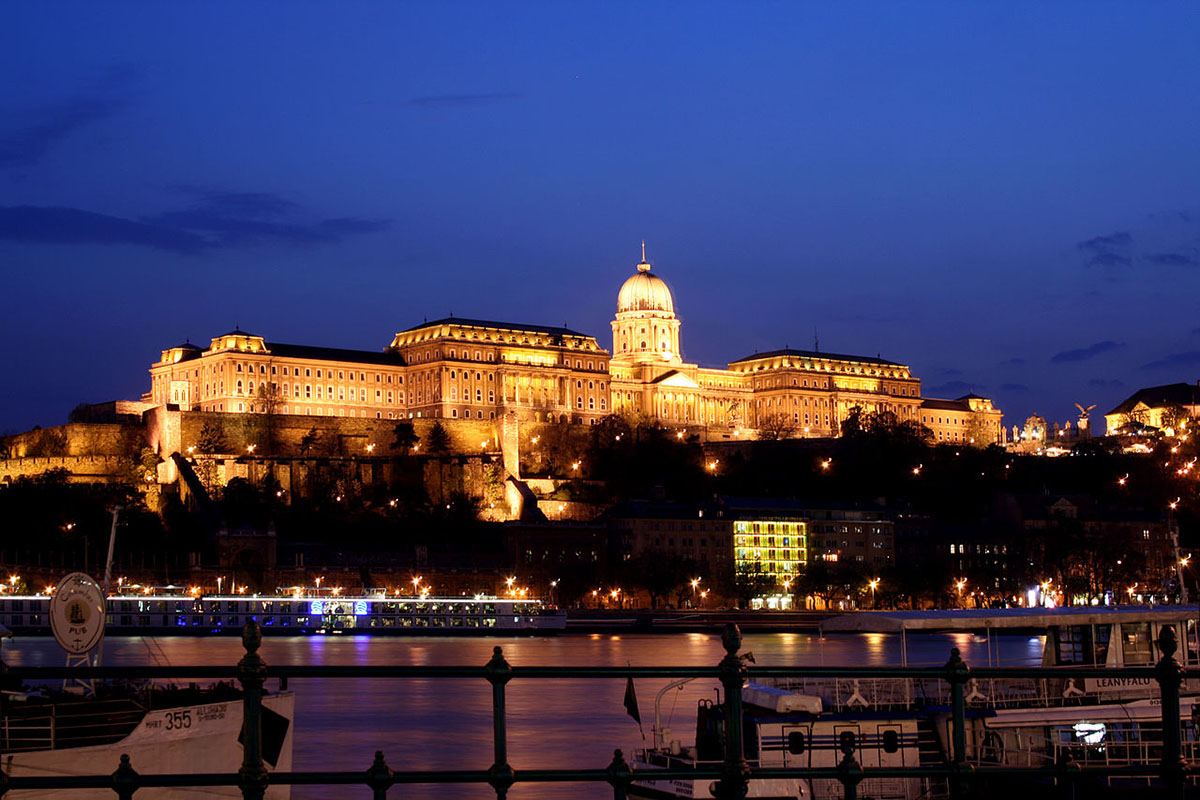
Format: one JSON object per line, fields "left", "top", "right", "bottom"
{"left": 769, "top": 672, "right": 1167, "bottom": 713}
{"left": 1, "top": 697, "right": 147, "bottom": 753}
{"left": 3, "top": 621, "right": 1199, "bottom": 800}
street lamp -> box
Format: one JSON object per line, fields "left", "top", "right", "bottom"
{"left": 868, "top": 578, "right": 880, "bottom": 609}
{"left": 955, "top": 578, "right": 967, "bottom": 607}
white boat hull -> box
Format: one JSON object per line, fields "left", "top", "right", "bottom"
{"left": 3, "top": 692, "right": 295, "bottom": 799}
{"left": 631, "top": 758, "right": 806, "bottom": 799}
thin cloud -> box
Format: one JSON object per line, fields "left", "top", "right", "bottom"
{"left": 1088, "top": 378, "right": 1125, "bottom": 389}
{"left": 1147, "top": 210, "right": 1193, "bottom": 224}
{"left": 1050, "top": 340, "right": 1125, "bottom": 363}
{"left": 0, "top": 206, "right": 207, "bottom": 253}
{"left": 407, "top": 92, "right": 522, "bottom": 109}
{"left": 1146, "top": 251, "right": 1199, "bottom": 267}
{"left": 1000, "top": 383, "right": 1030, "bottom": 393}
{"left": 928, "top": 380, "right": 979, "bottom": 397}
{"left": 1077, "top": 231, "right": 1133, "bottom": 271}
{"left": 146, "top": 189, "right": 388, "bottom": 246}
{"left": 999, "top": 357, "right": 1026, "bottom": 367}
{"left": 0, "top": 65, "right": 138, "bottom": 169}
{"left": 936, "top": 367, "right": 964, "bottom": 377}
{"left": 0, "top": 190, "right": 389, "bottom": 252}
{"left": 1141, "top": 351, "right": 1200, "bottom": 371}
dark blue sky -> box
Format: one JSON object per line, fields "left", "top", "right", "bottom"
{"left": 3, "top": 3, "right": 1199, "bottom": 434}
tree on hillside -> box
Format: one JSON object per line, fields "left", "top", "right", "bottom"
{"left": 391, "top": 422, "right": 419, "bottom": 452}
{"left": 299, "top": 426, "right": 321, "bottom": 456}
{"left": 426, "top": 422, "right": 451, "bottom": 454}
{"left": 254, "top": 381, "right": 283, "bottom": 454}
{"left": 758, "top": 412, "right": 798, "bottom": 441}
{"left": 196, "top": 423, "right": 229, "bottom": 454}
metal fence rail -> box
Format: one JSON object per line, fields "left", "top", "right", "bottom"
{"left": 1, "top": 621, "right": 1196, "bottom": 799}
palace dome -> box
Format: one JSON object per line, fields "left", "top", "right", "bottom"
{"left": 617, "top": 256, "right": 674, "bottom": 314}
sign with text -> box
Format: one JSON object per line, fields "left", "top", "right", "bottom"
{"left": 49, "top": 572, "right": 105, "bottom": 654}
{"left": 1084, "top": 676, "right": 1154, "bottom": 694}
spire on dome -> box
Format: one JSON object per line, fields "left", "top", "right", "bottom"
{"left": 637, "top": 240, "right": 651, "bottom": 272}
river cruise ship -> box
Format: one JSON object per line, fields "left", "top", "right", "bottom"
{"left": 632, "top": 605, "right": 1200, "bottom": 800}
{"left": 0, "top": 592, "right": 566, "bottom": 635}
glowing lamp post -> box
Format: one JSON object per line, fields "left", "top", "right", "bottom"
{"left": 868, "top": 578, "right": 880, "bottom": 609}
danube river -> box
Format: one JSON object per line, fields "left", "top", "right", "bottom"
{"left": 8, "top": 631, "right": 1043, "bottom": 799}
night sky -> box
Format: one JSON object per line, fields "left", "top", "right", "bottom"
{"left": 3, "top": 3, "right": 1199, "bottom": 435}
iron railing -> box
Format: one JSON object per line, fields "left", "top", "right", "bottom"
{"left": 1, "top": 621, "right": 1196, "bottom": 799}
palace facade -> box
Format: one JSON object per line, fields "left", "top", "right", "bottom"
{"left": 146, "top": 249, "right": 1003, "bottom": 443}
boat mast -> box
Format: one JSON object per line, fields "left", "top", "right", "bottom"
{"left": 94, "top": 504, "right": 121, "bottom": 668}
{"left": 102, "top": 505, "right": 121, "bottom": 596}
{"left": 653, "top": 677, "right": 696, "bottom": 750}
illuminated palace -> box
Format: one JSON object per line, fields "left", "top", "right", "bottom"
{"left": 146, "top": 249, "right": 1003, "bottom": 443}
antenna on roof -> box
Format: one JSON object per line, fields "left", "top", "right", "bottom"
{"left": 813, "top": 328, "right": 820, "bottom": 353}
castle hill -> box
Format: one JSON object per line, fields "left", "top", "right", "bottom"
{"left": 6, "top": 6, "right": 1200, "bottom": 797}
{"left": 1, "top": 250, "right": 1195, "bottom": 615}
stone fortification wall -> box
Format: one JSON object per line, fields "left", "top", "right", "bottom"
{"left": 2, "top": 422, "right": 143, "bottom": 458}
{"left": 0, "top": 455, "right": 128, "bottom": 483}
{"left": 167, "top": 410, "right": 501, "bottom": 458}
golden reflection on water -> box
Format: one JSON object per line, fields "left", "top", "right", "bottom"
{"left": 6, "top": 631, "right": 1048, "bottom": 799}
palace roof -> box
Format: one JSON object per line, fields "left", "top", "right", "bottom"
{"left": 920, "top": 397, "right": 974, "bottom": 411}
{"left": 1106, "top": 382, "right": 1200, "bottom": 415}
{"left": 400, "top": 317, "right": 592, "bottom": 339}
{"left": 728, "top": 348, "right": 903, "bottom": 367}
{"left": 265, "top": 342, "right": 407, "bottom": 367}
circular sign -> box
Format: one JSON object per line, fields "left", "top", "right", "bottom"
{"left": 50, "top": 572, "right": 106, "bottom": 654}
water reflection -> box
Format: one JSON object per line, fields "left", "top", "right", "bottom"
{"left": 6, "top": 631, "right": 1043, "bottom": 799}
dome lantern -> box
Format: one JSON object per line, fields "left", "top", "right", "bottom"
{"left": 617, "top": 243, "right": 674, "bottom": 314}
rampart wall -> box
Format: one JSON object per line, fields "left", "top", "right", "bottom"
{"left": 0, "top": 455, "right": 127, "bottom": 483}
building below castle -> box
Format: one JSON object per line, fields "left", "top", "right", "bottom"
{"left": 146, "top": 249, "right": 1003, "bottom": 444}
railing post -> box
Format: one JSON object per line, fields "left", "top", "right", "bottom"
{"left": 111, "top": 753, "right": 138, "bottom": 800}
{"left": 944, "top": 647, "right": 972, "bottom": 798}
{"left": 237, "top": 620, "right": 268, "bottom": 800}
{"left": 606, "top": 748, "right": 633, "bottom": 800}
{"left": 1055, "top": 752, "right": 1080, "bottom": 800}
{"left": 366, "top": 750, "right": 395, "bottom": 800}
{"left": 714, "top": 623, "right": 749, "bottom": 800}
{"left": 836, "top": 731, "right": 863, "bottom": 800}
{"left": 485, "top": 646, "right": 515, "bottom": 799}
{"left": 1155, "top": 624, "right": 1188, "bottom": 799}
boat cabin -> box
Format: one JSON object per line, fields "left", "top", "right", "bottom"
{"left": 819, "top": 605, "right": 1200, "bottom": 668}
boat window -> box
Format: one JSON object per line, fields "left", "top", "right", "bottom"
{"left": 1187, "top": 620, "right": 1198, "bottom": 665}
{"left": 1055, "top": 626, "right": 1091, "bottom": 665}
{"left": 1121, "top": 623, "right": 1154, "bottom": 664}
{"left": 1093, "top": 625, "right": 1111, "bottom": 665}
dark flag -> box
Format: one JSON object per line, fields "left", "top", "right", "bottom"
{"left": 623, "top": 676, "right": 642, "bottom": 727}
